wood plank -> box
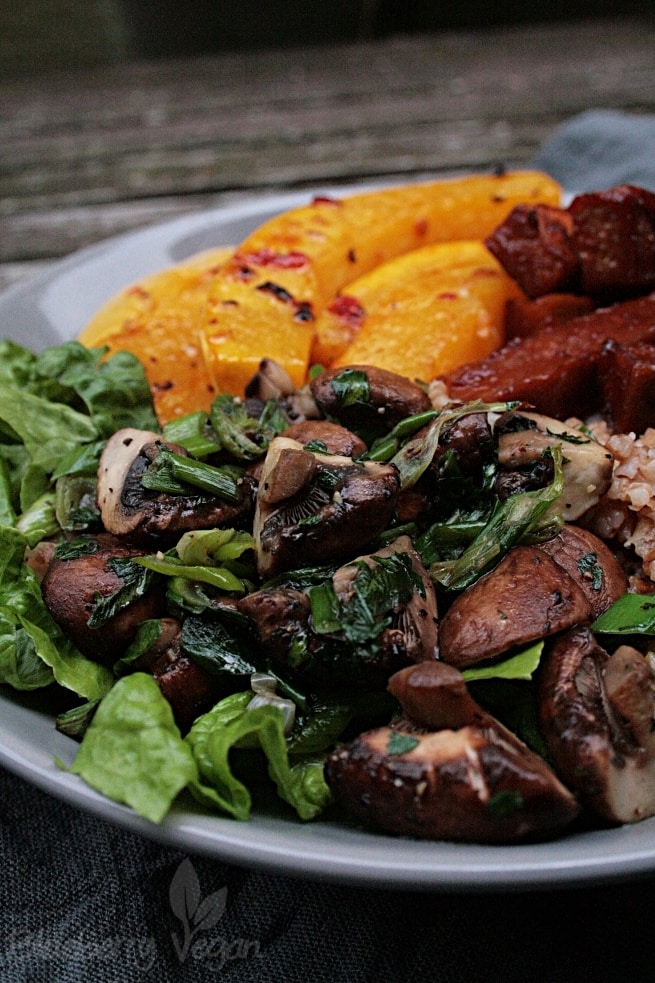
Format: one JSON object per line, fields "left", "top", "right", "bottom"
{"left": 3, "top": 23, "right": 653, "bottom": 174}
{"left": 2, "top": 18, "right": 654, "bottom": 264}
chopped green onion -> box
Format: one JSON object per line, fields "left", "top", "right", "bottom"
{"left": 592, "top": 593, "right": 655, "bottom": 635}
{"left": 141, "top": 446, "right": 244, "bottom": 503}
{"left": 247, "top": 673, "right": 296, "bottom": 735}
{"left": 55, "top": 474, "right": 99, "bottom": 531}
{"left": 175, "top": 528, "right": 255, "bottom": 567}
{"left": 391, "top": 400, "right": 515, "bottom": 489}
{"left": 431, "top": 445, "right": 564, "bottom": 591}
{"left": 15, "top": 491, "right": 58, "bottom": 547}
{"left": 209, "top": 394, "right": 266, "bottom": 460}
{"left": 367, "top": 409, "right": 438, "bottom": 461}
{"left": 162, "top": 411, "right": 220, "bottom": 458}
{"left": 135, "top": 553, "right": 247, "bottom": 593}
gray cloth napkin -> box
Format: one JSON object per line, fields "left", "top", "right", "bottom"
{"left": 4, "top": 109, "right": 655, "bottom": 983}
{"left": 2, "top": 765, "right": 655, "bottom": 983}
{"left": 532, "top": 108, "right": 655, "bottom": 193}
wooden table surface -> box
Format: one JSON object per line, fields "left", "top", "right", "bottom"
{"left": 2, "top": 16, "right": 655, "bottom": 297}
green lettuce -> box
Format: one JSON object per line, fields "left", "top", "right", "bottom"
{"left": 70, "top": 680, "right": 331, "bottom": 824}
{"left": 461, "top": 641, "right": 543, "bottom": 682}
{"left": 186, "top": 692, "right": 331, "bottom": 821}
{"left": 0, "top": 339, "right": 157, "bottom": 515}
{"left": 70, "top": 673, "right": 198, "bottom": 823}
{"left": 0, "top": 338, "right": 157, "bottom": 694}
{"left": 15, "top": 340, "right": 158, "bottom": 436}
{"left": 0, "top": 526, "right": 112, "bottom": 698}
{"left": 591, "top": 592, "right": 655, "bottom": 635}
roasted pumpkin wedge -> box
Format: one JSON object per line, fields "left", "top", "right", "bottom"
{"left": 317, "top": 240, "right": 523, "bottom": 378}
{"left": 200, "top": 170, "right": 560, "bottom": 394}
{"left": 79, "top": 171, "right": 561, "bottom": 415}
{"left": 78, "top": 247, "right": 232, "bottom": 423}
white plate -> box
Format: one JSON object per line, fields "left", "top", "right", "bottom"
{"left": 2, "top": 189, "right": 655, "bottom": 892}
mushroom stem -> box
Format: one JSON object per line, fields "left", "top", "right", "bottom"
{"left": 539, "top": 627, "right": 655, "bottom": 824}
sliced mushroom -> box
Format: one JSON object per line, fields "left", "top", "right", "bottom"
{"left": 97, "top": 428, "right": 254, "bottom": 540}
{"left": 331, "top": 535, "right": 438, "bottom": 664}
{"left": 496, "top": 411, "right": 614, "bottom": 521}
{"left": 237, "top": 536, "right": 437, "bottom": 688}
{"left": 115, "top": 615, "right": 247, "bottom": 732}
{"left": 325, "top": 661, "right": 580, "bottom": 842}
{"left": 386, "top": 660, "right": 483, "bottom": 730}
{"left": 236, "top": 586, "right": 313, "bottom": 672}
{"left": 244, "top": 358, "right": 297, "bottom": 402}
{"left": 237, "top": 582, "right": 402, "bottom": 688}
{"left": 539, "top": 627, "right": 655, "bottom": 824}
{"left": 439, "top": 545, "right": 592, "bottom": 668}
{"left": 539, "top": 523, "right": 628, "bottom": 618}
{"left": 41, "top": 533, "right": 166, "bottom": 663}
{"left": 310, "top": 364, "right": 432, "bottom": 437}
{"left": 151, "top": 635, "right": 227, "bottom": 734}
{"left": 439, "top": 411, "right": 495, "bottom": 476}
{"left": 253, "top": 435, "right": 399, "bottom": 578}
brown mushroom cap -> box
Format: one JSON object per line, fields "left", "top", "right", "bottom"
{"left": 539, "top": 523, "right": 628, "bottom": 619}
{"left": 236, "top": 586, "right": 313, "bottom": 670}
{"left": 154, "top": 653, "right": 225, "bottom": 734}
{"left": 280, "top": 420, "right": 367, "bottom": 459}
{"left": 253, "top": 436, "right": 399, "bottom": 578}
{"left": 387, "top": 661, "right": 484, "bottom": 730}
{"left": 97, "top": 427, "right": 254, "bottom": 541}
{"left": 310, "top": 363, "right": 432, "bottom": 433}
{"left": 539, "top": 627, "right": 655, "bottom": 824}
{"left": 326, "top": 661, "right": 580, "bottom": 842}
{"left": 439, "top": 545, "right": 592, "bottom": 668}
{"left": 41, "top": 533, "right": 166, "bottom": 663}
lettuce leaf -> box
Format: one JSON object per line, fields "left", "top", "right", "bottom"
{"left": 70, "top": 673, "right": 198, "bottom": 823}
{"left": 0, "top": 611, "right": 55, "bottom": 690}
{"left": 0, "top": 338, "right": 158, "bottom": 691}
{"left": 0, "top": 339, "right": 42, "bottom": 387}
{"left": 15, "top": 612, "right": 113, "bottom": 700}
{"left": 0, "top": 526, "right": 112, "bottom": 698}
{"left": 461, "top": 641, "right": 543, "bottom": 682}
{"left": 0, "top": 344, "right": 160, "bottom": 470}
{"left": 70, "top": 679, "right": 330, "bottom": 825}
{"left": 186, "top": 692, "right": 331, "bottom": 821}
{"left": 32, "top": 342, "right": 158, "bottom": 436}
{"left": 0, "top": 387, "right": 98, "bottom": 477}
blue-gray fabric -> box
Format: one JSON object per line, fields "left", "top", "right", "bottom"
{"left": 3, "top": 110, "right": 655, "bottom": 983}
{"left": 532, "top": 109, "right": 655, "bottom": 194}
